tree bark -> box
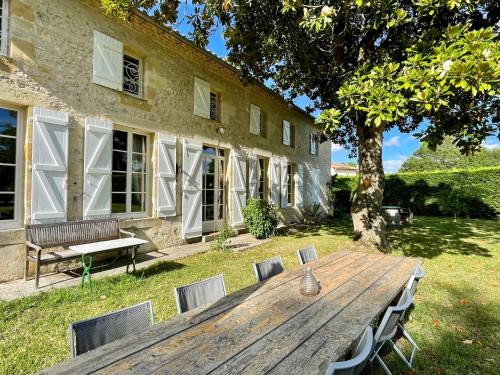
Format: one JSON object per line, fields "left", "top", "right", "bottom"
{"left": 351, "top": 124, "right": 389, "bottom": 250}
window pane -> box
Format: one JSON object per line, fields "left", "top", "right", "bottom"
{"left": 204, "top": 158, "right": 214, "bottom": 174}
{"left": 205, "top": 189, "right": 214, "bottom": 205}
{"left": 210, "top": 92, "right": 217, "bottom": 121}
{"left": 132, "top": 154, "right": 143, "bottom": 172}
{"left": 217, "top": 149, "right": 225, "bottom": 157}
{"left": 0, "top": 137, "right": 16, "bottom": 164}
{"left": 112, "top": 193, "right": 126, "bottom": 213}
{"left": 0, "top": 108, "right": 17, "bottom": 137}
{"left": 123, "top": 54, "right": 141, "bottom": 96}
{"left": 113, "top": 130, "right": 128, "bottom": 151}
{"left": 133, "top": 133, "right": 146, "bottom": 153}
{"left": 205, "top": 205, "right": 214, "bottom": 221}
{"left": 131, "top": 173, "right": 144, "bottom": 192}
{"left": 218, "top": 204, "right": 224, "bottom": 220}
{"left": 205, "top": 174, "right": 214, "bottom": 189}
{"left": 131, "top": 193, "right": 144, "bottom": 212}
{"left": 0, "top": 166, "right": 15, "bottom": 192}
{"left": 203, "top": 146, "right": 216, "bottom": 155}
{"left": 112, "top": 151, "right": 127, "bottom": 171}
{"left": 112, "top": 173, "right": 126, "bottom": 192}
{"left": 0, "top": 193, "right": 15, "bottom": 221}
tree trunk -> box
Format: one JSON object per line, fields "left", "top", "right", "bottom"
{"left": 351, "top": 124, "right": 389, "bottom": 250}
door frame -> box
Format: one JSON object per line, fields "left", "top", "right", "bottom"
{"left": 201, "top": 145, "right": 227, "bottom": 233}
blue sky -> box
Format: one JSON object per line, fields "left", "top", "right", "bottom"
{"left": 173, "top": 5, "right": 499, "bottom": 173}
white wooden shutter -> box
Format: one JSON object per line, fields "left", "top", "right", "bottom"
{"left": 313, "top": 168, "right": 321, "bottom": 203}
{"left": 83, "top": 117, "right": 112, "bottom": 220}
{"left": 182, "top": 139, "right": 203, "bottom": 239}
{"left": 194, "top": 77, "right": 210, "bottom": 119}
{"left": 250, "top": 105, "right": 261, "bottom": 135}
{"left": 93, "top": 31, "right": 123, "bottom": 91}
{"left": 295, "top": 164, "right": 304, "bottom": 208}
{"left": 280, "top": 159, "right": 288, "bottom": 208}
{"left": 231, "top": 149, "right": 247, "bottom": 227}
{"left": 270, "top": 157, "right": 281, "bottom": 205}
{"left": 247, "top": 153, "right": 259, "bottom": 199}
{"left": 31, "top": 108, "right": 69, "bottom": 224}
{"left": 157, "top": 133, "right": 177, "bottom": 218}
{"left": 283, "top": 120, "right": 291, "bottom": 146}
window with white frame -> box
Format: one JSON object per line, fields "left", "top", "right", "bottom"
{"left": 123, "top": 54, "right": 142, "bottom": 97}
{"left": 0, "top": 106, "right": 21, "bottom": 227}
{"left": 258, "top": 157, "right": 267, "bottom": 200}
{"left": 0, "top": 0, "right": 9, "bottom": 55}
{"left": 112, "top": 129, "right": 149, "bottom": 216}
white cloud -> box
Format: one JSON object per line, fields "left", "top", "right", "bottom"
{"left": 383, "top": 156, "right": 408, "bottom": 173}
{"left": 383, "top": 136, "right": 400, "bottom": 147}
{"left": 331, "top": 143, "right": 343, "bottom": 152}
{"left": 482, "top": 139, "right": 500, "bottom": 150}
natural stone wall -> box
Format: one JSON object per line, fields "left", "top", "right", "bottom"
{"left": 0, "top": 0, "right": 330, "bottom": 282}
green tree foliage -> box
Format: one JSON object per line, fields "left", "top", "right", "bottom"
{"left": 101, "top": 0, "right": 500, "bottom": 249}
{"left": 332, "top": 167, "right": 500, "bottom": 218}
{"left": 401, "top": 137, "right": 500, "bottom": 172}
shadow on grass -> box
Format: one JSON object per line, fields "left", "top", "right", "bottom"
{"left": 130, "top": 260, "right": 185, "bottom": 279}
{"left": 387, "top": 217, "right": 497, "bottom": 258}
{"left": 281, "top": 217, "right": 354, "bottom": 239}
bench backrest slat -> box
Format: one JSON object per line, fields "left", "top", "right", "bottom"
{"left": 26, "top": 219, "right": 121, "bottom": 248}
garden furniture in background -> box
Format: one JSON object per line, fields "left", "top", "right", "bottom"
{"left": 24, "top": 218, "right": 143, "bottom": 289}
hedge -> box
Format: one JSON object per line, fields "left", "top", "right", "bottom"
{"left": 331, "top": 166, "right": 500, "bottom": 218}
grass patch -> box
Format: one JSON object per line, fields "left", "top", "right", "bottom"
{"left": 0, "top": 217, "right": 498, "bottom": 374}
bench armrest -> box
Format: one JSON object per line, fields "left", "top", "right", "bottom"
{"left": 25, "top": 241, "right": 42, "bottom": 251}
{"left": 120, "top": 229, "right": 136, "bottom": 238}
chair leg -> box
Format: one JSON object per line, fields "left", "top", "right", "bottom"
{"left": 388, "top": 339, "right": 413, "bottom": 370}
{"left": 373, "top": 353, "right": 393, "bottom": 375}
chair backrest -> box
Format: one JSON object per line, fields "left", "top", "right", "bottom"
{"left": 253, "top": 255, "right": 284, "bottom": 282}
{"left": 27, "top": 218, "right": 121, "bottom": 248}
{"left": 324, "top": 326, "right": 374, "bottom": 375}
{"left": 297, "top": 245, "right": 318, "bottom": 265}
{"left": 174, "top": 274, "right": 227, "bottom": 314}
{"left": 69, "top": 300, "right": 154, "bottom": 357}
{"left": 407, "top": 264, "right": 425, "bottom": 297}
{"left": 374, "top": 289, "right": 413, "bottom": 344}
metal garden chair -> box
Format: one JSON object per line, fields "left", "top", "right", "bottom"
{"left": 69, "top": 300, "right": 154, "bottom": 357}
{"left": 371, "top": 289, "right": 414, "bottom": 374}
{"left": 253, "top": 255, "right": 285, "bottom": 282}
{"left": 395, "top": 264, "right": 425, "bottom": 365}
{"left": 297, "top": 245, "right": 318, "bottom": 265}
{"left": 174, "top": 274, "right": 227, "bottom": 314}
{"left": 324, "top": 326, "right": 374, "bottom": 375}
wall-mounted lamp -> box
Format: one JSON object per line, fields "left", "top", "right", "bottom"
{"left": 216, "top": 125, "right": 225, "bottom": 135}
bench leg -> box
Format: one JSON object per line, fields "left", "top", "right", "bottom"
{"left": 24, "top": 258, "right": 30, "bottom": 281}
{"left": 35, "top": 251, "right": 41, "bottom": 289}
{"left": 81, "top": 255, "right": 93, "bottom": 291}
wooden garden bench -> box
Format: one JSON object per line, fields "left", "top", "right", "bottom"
{"left": 24, "top": 218, "right": 136, "bottom": 289}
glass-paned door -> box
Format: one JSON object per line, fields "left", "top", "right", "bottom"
{"left": 202, "top": 146, "right": 225, "bottom": 233}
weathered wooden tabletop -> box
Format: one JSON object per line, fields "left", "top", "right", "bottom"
{"left": 41, "top": 251, "right": 421, "bottom": 375}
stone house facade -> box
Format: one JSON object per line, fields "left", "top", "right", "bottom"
{"left": 0, "top": 0, "right": 331, "bottom": 282}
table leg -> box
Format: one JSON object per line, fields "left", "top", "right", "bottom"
{"left": 126, "top": 246, "right": 137, "bottom": 273}
{"left": 81, "top": 254, "right": 93, "bottom": 290}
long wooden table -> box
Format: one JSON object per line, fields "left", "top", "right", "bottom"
{"left": 42, "top": 251, "right": 421, "bottom": 375}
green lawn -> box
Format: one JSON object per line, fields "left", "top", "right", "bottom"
{"left": 0, "top": 217, "right": 498, "bottom": 374}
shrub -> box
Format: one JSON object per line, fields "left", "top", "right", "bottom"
{"left": 330, "top": 166, "right": 499, "bottom": 219}
{"left": 302, "top": 203, "right": 322, "bottom": 223}
{"left": 243, "top": 199, "right": 279, "bottom": 239}
{"left": 209, "top": 224, "right": 236, "bottom": 251}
